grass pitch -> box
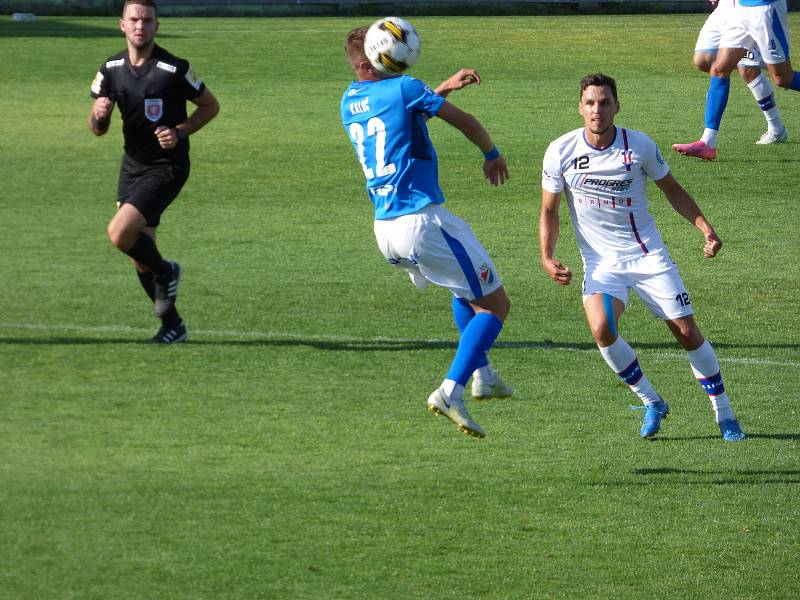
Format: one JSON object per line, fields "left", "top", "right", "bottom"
{"left": 1, "top": 14, "right": 799, "bottom": 599}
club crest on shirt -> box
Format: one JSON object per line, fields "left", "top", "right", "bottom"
{"left": 144, "top": 98, "right": 163, "bottom": 122}
{"left": 622, "top": 149, "right": 633, "bottom": 166}
{"left": 479, "top": 263, "right": 495, "bottom": 286}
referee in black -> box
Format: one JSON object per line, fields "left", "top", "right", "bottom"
{"left": 88, "top": 0, "right": 219, "bottom": 343}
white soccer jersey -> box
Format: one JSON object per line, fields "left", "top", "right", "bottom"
{"left": 542, "top": 126, "right": 670, "bottom": 265}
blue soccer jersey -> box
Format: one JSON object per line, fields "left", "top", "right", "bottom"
{"left": 341, "top": 75, "right": 446, "bottom": 219}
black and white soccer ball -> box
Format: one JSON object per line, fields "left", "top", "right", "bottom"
{"left": 364, "top": 17, "right": 420, "bottom": 75}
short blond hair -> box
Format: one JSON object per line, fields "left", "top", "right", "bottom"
{"left": 345, "top": 26, "right": 369, "bottom": 64}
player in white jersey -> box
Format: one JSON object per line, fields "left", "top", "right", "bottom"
{"left": 691, "top": 0, "right": 787, "bottom": 147}
{"left": 540, "top": 73, "right": 745, "bottom": 441}
{"left": 674, "top": 0, "right": 799, "bottom": 160}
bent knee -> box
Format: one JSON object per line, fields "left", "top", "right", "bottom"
{"left": 694, "top": 55, "right": 713, "bottom": 73}
{"left": 672, "top": 326, "right": 704, "bottom": 350}
{"left": 591, "top": 328, "right": 617, "bottom": 347}
{"left": 497, "top": 297, "right": 510, "bottom": 321}
{"left": 495, "top": 288, "right": 511, "bottom": 321}
{"left": 772, "top": 73, "right": 794, "bottom": 88}
{"left": 107, "top": 222, "right": 136, "bottom": 251}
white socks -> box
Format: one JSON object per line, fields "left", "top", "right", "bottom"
{"left": 701, "top": 128, "right": 719, "bottom": 148}
{"left": 441, "top": 379, "right": 464, "bottom": 402}
{"left": 472, "top": 365, "right": 494, "bottom": 384}
{"left": 598, "top": 337, "right": 661, "bottom": 404}
{"left": 747, "top": 73, "right": 785, "bottom": 132}
{"left": 687, "top": 340, "right": 735, "bottom": 423}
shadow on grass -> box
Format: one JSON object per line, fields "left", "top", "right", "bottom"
{"left": 586, "top": 465, "right": 800, "bottom": 486}
{"left": 1, "top": 335, "right": 800, "bottom": 354}
{"left": 626, "top": 465, "right": 800, "bottom": 485}
{"left": 637, "top": 466, "right": 800, "bottom": 475}
{"left": 1, "top": 18, "right": 119, "bottom": 38}
{"left": 0, "top": 18, "right": 183, "bottom": 38}
{"left": 649, "top": 432, "right": 800, "bottom": 442}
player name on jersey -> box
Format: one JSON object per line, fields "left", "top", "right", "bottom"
{"left": 349, "top": 97, "right": 370, "bottom": 115}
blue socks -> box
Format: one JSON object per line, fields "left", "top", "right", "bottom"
{"left": 705, "top": 76, "right": 731, "bottom": 130}
{"left": 451, "top": 296, "right": 475, "bottom": 333}
{"left": 790, "top": 71, "right": 800, "bottom": 91}
{"left": 446, "top": 311, "right": 503, "bottom": 386}
{"left": 451, "top": 297, "right": 489, "bottom": 371}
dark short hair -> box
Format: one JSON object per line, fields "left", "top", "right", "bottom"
{"left": 122, "top": 0, "right": 158, "bottom": 16}
{"left": 580, "top": 73, "right": 618, "bottom": 102}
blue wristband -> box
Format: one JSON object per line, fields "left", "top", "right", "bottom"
{"left": 483, "top": 145, "right": 500, "bottom": 160}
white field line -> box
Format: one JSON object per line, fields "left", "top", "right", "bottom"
{"left": 1, "top": 322, "right": 798, "bottom": 369}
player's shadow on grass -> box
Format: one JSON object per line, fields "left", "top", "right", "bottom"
{"left": 2, "top": 337, "right": 800, "bottom": 353}
{"left": 631, "top": 466, "right": 800, "bottom": 485}
{"left": 649, "top": 432, "right": 800, "bottom": 442}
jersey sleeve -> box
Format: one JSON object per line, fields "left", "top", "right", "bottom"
{"left": 90, "top": 63, "right": 110, "bottom": 99}
{"left": 541, "top": 141, "right": 565, "bottom": 193}
{"left": 400, "top": 76, "right": 445, "bottom": 118}
{"left": 640, "top": 133, "right": 670, "bottom": 182}
{"left": 177, "top": 60, "right": 206, "bottom": 100}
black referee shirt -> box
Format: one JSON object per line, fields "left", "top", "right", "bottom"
{"left": 90, "top": 44, "right": 206, "bottom": 164}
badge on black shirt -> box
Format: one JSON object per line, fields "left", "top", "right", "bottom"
{"left": 144, "top": 98, "right": 163, "bottom": 122}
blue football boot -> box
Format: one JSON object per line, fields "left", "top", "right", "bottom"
{"left": 640, "top": 398, "right": 669, "bottom": 439}
{"left": 718, "top": 419, "right": 746, "bottom": 442}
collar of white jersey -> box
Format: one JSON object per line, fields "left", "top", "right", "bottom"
{"left": 583, "top": 126, "right": 619, "bottom": 151}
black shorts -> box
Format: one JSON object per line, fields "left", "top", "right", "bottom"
{"left": 117, "top": 153, "right": 190, "bottom": 227}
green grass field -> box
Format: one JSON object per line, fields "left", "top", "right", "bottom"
{"left": 1, "top": 13, "right": 799, "bottom": 599}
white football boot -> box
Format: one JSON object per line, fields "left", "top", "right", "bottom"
{"left": 756, "top": 129, "right": 788, "bottom": 145}
{"left": 471, "top": 368, "right": 514, "bottom": 400}
{"left": 427, "top": 388, "right": 485, "bottom": 438}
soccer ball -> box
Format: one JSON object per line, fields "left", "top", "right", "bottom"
{"left": 364, "top": 17, "right": 420, "bottom": 75}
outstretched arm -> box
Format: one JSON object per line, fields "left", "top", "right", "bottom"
{"left": 435, "top": 101, "right": 508, "bottom": 186}
{"left": 434, "top": 68, "right": 480, "bottom": 98}
{"left": 655, "top": 172, "right": 722, "bottom": 258}
{"left": 539, "top": 189, "right": 572, "bottom": 285}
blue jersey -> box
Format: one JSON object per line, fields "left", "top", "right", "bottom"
{"left": 341, "top": 75, "right": 446, "bottom": 219}
{"left": 738, "top": 0, "right": 777, "bottom": 6}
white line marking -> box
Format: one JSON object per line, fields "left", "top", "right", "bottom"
{"left": 1, "top": 322, "right": 797, "bottom": 368}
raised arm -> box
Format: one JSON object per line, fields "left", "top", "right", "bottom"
{"left": 434, "top": 68, "right": 481, "bottom": 98}
{"left": 435, "top": 101, "right": 508, "bottom": 186}
{"left": 654, "top": 172, "right": 722, "bottom": 258}
{"left": 539, "top": 189, "right": 572, "bottom": 285}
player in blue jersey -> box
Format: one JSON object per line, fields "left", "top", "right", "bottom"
{"left": 674, "top": 0, "right": 800, "bottom": 160}
{"left": 341, "top": 25, "right": 511, "bottom": 438}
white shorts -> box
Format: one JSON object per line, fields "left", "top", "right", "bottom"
{"left": 373, "top": 203, "right": 502, "bottom": 301}
{"left": 720, "top": 1, "right": 791, "bottom": 65}
{"left": 582, "top": 252, "right": 694, "bottom": 320}
{"left": 695, "top": 2, "right": 761, "bottom": 67}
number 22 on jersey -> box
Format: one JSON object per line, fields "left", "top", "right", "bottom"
{"left": 349, "top": 117, "right": 396, "bottom": 179}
